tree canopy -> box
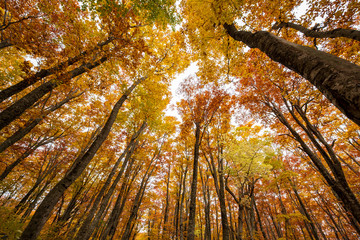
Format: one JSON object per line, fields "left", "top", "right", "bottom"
{"left": 1, "top": 0, "right": 360, "bottom": 239}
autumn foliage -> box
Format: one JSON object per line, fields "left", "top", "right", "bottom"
{"left": 1, "top": 0, "right": 360, "bottom": 239}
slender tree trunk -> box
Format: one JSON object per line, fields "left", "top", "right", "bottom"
{"left": 75, "top": 139, "right": 139, "bottom": 240}
{"left": 224, "top": 23, "right": 360, "bottom": 126}
{"left": 267, "top": 101, "right": 360, "bottom": 228}
{"left": 0, "top": 90, "right": 82, "bottom": 154}
{"left": 19, "top": 77, "right": 145, "bottom": 240}
{"left": 290, "top": 181, "right": 320, "bottom": 240}
{"left": 22, "top": 180, "right": 51, "bottom": 219}
{"left": 162, "top": 163, "right": 171, "bottom": 238}
{"left": 0, "top": 56, "right": 108, "bottom": 131}
{"left": 272, "top": 21, "right": 360, "bottom": 41}
{"left": 104, "top": 166, "right": 140, "bottom": 240}
{"left": 121, "top": 161, "right": 157, "bottom": 240}
{"left": 199, "top": 166, "right": 211, "bottom": 240}
{"left": 0, "top": 38, "right": 112, "bottom": 103}
{"left": 188, "top": 122, "right": 201, "bottom": 240}
{"left": 254, "top": 198, "right": 268, "bottom": 240}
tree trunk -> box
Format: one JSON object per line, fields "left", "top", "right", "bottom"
{"left": 272, "top": 21, "right": 360, "bottom": 41}
{"left": 75, "top": 133, "right": 141, "bottom": 240}
{"left": 267, "top": 101, "right": 360, "bottom": 228}
{"left": 19, "top": 77, "right": 145, "bottom": 240}
{"left": 0, "top": 37, "right": 112, "bottom": 103}
{"left": 224, "top": 23, "right": 360, "bottom": 126}
{"left": 0, "top": 56, "right": 108, "bottom": 131}
{"left": 187, "top": 122, "right": 201, "bottom": 240}
{"left": 0, "top": 90, "right": 82, "bottom": 154}
{"left": 121, "top": 160, "right": 157, "bottom": 240}
{"left": 162, "top": 163, "right": 171, "bottom": 238}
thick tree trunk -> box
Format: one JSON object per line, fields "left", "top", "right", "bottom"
{"left": 224, "top": 23, "right": 360, "bottom": 126}
{"left": 19, "top": 77, "right": 144, "bottom": 240}
{"left": 0, "top": 56, "right": 108, "bottom": 131}
{"left": 187, "top": 122, "right": 201, "bottom": 240}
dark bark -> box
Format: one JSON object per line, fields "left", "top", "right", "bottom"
{"left": 0, "top": 90, "right": 82, "bottom": 153}
{"left": 0, "top": 56, "right": 108, "bottom": 131}
{"left": 254, "top": 199, "right": 268, "bottom": 240}
{"left": 187, "top": 122, "right": 201, "bottom": 240}
{"left": 199, "top": 166, "right": 212, "bottom": 240}
{"left": 121, "top": 158, "right": 158, "bottom": 240}
{"left": 272, "top": 21, "right": 360, "bottom": 41}
{"left": 162, "top": 163, "right": 171, "bottom": 238}
{"left": 174, "top": 165, "right": 188, "bottom": 240}
{"left": 21, "top": 180, "right": 51, "bottom": 219}
{"left": 75, "top": 142, "right": 137, "bottom": 240}
{"left": 0, "top": 39, "right": 12, "bottom": 49}
{"left": 267, "top": 100, "right": 360, "bottom": 228}
{"left": 100, "top": 164, "right": 140, "bottom": 240}
{"left": 0, "top": 133, "right": 62, "bottom": 181}
{"left": 204, "top": 145, "right": 230, "bottom": 240}
{"left": 224, "top": 23, "right": 360, "bottom": 126}
{"left": 0, "top": 37, "right": 112, "bottom": 103}
{"left": 290, "top": 182, "right": 320, "bottom": 240}
{"left": 19, "top": 77, "right": 144, "bottom": 240}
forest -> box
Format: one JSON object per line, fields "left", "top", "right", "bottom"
{"left": 1, "top": 0, "right": 360, "bottom": 239}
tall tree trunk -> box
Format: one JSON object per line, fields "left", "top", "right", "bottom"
{"left": 103, "top": 165, "right": 140, "bottom": 240}
{"left": 19, "top": 77, "right": 145, "bottom": 240}
{"left": 290, "top": 181, "right": 320, "bottom": 240}
{"left": 0, "top": 37, "right": 112, "bottom": 103}
{"left": 0, "top": 56, "right": 108, "bottom": 131}
{"left": 267, "top": 101, "right": 360, "bottom": 228}
{"left": 199, "top": 165, "right": 211, "bottom": 240}
{"left": 121, "top": 158, "right": 158, "bottom": 240}
{"left": 75, "top": 136, "right": 140, "bottom": 240}
{"left": 162, "top": 163, "right": 171, "bottom": 239}
{"left": 0, "top": 89, "right": 82, "bottom": 154}
{"left": 187, "top": 122, "right": 201, "bottom": 240}
{"left": 224, "top": 23, "right": 360, "bottom": 126}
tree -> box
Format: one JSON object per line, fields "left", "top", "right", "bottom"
{"left": 181, "top": 0, "right": 360, "bottom": 126}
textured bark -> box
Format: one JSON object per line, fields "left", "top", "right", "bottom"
{"left": 224, "top": 23, "right": 360, "bottom": 126}
{"left": 0, "top": 37, "right": 112, "bottom": 103}
{"left": 272, "top": 21, "right": 360, "bottom": 41}
{"left": 0, "top": 56, "right": 108, "bottom": 131}
{"left": 187, "top": 122, "right": 201, "bottom": 240}
{"left": 19, "top": 77, "right": 144, "bottom": 240}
